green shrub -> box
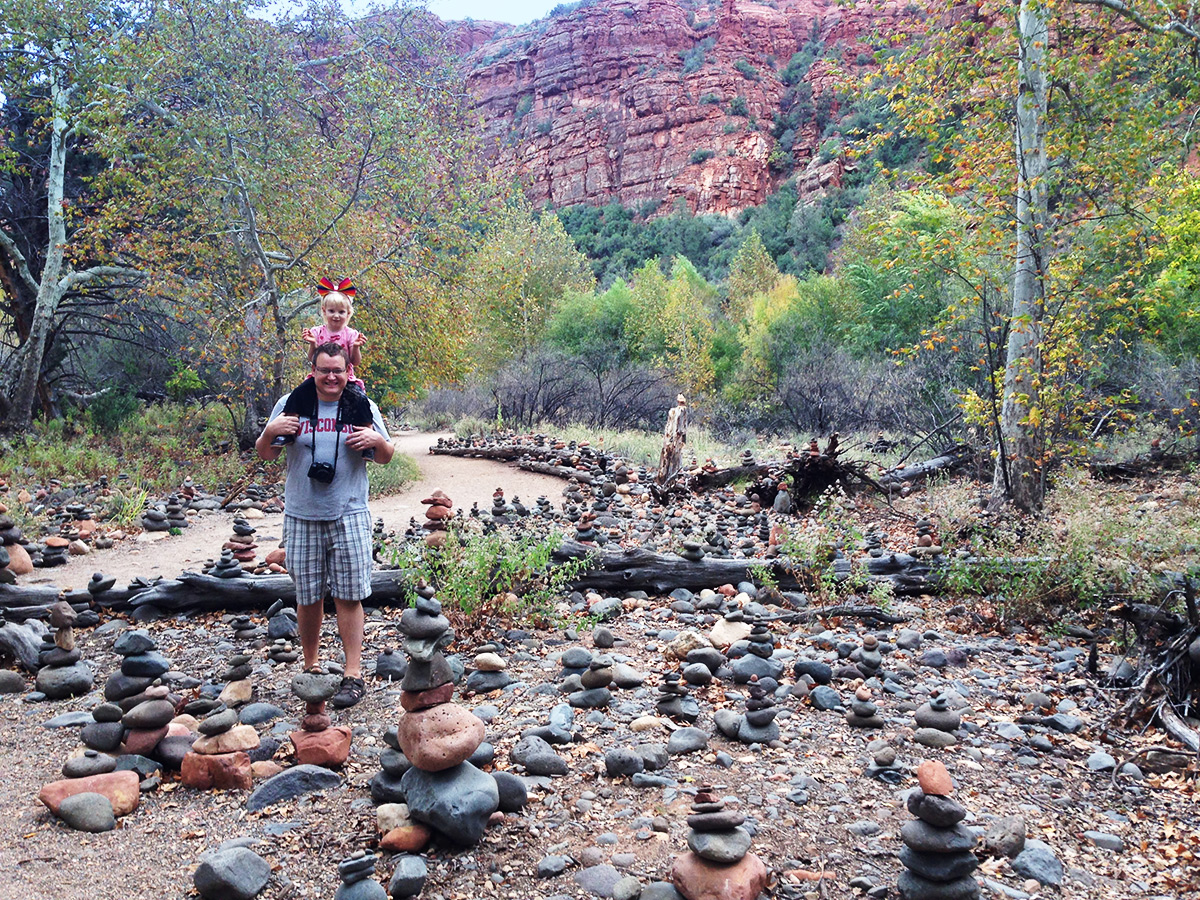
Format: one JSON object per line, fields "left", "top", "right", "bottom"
{"left": 89, "top": 390, "right": 140, "bottom": 433}
{"left": 690, "top": 149, "right": 715, "bottom": 165}
{"left": 368, "top": 452, "right": 420, "bottom": 498}
{"left": 165, "top": 364, "right": 204, "bottom": 401}
{"left": 734, "top": 59, "right": 759, "bottom": 81}
{"left": 728, "top": 96, "right": 749, "bottom": 117}
{"left": 393, "top": 528, "right": 592, "bottom": 619}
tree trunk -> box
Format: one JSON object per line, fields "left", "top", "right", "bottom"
{"left": 657, "top": 395, "right": 688, "bottom": 486}
{"left": 3, "top": 49, "right": 71, "bottom": 430}
{"left": 993, "top": 0, "right": 1050, "bottom": 512}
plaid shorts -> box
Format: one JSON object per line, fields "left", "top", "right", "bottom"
{"left": 284, "top": 510, "right": 373, "bottom": 606}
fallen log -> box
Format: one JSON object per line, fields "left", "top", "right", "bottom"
{"left": 686, "top": 461, "right": 775, "bottom": 492}
{"left": 876, "top": 444, "right": 976, "bottom": 489}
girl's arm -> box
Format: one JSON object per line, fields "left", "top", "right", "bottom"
{"left": 348, "top": 329, "right": 364, "bottom": 368}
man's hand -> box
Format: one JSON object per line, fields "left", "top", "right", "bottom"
{"left": 347, "top": 425, "right": 394, "bottom": 463}
{"left": 255, "top": 414, "right": 300, "bottom": 460}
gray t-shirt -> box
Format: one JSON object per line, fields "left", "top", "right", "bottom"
{"left": 268, "top": 393, "right": 390, "bottom": 520}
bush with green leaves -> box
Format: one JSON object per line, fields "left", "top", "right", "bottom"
{"left": 392, "top": 527, "right": 593, "bottom": 620}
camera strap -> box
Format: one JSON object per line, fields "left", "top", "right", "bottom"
{"left": 308, "top": 396, "right": 342, "bottom": 473}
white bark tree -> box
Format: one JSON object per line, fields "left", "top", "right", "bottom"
{"left": 0, "top": 14, "right": 142, "bottom": 430}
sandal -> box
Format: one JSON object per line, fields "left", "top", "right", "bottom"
{"left": 331, "top": 675, "right": 366, "bottom": 709}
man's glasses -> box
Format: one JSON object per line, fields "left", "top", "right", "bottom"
{"left": 315, "top": 367, "right": 346, "bottom": 376}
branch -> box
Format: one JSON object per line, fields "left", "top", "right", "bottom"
{"left": 58, "top": 265, "right": 143, "bottom": 293}
{"left": 1075, "top": 0, "right": 1200, "bottom": 41}
{"left": 0, "top": 228, "right": 41, "bottom": 295}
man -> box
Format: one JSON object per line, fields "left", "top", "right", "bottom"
{"left": 255, "top": 342, "right": 395, "bottom": 708}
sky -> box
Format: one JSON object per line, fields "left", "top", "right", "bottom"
{"left": 423, "top": 0, "right": 560, "bottom": 23}
{"left": 345, "top": 0, "right": 562, "bottom": 25}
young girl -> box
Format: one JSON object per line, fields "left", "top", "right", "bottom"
{"left": 274, "top": 277, "right": 374, "bottom": 457}
{"left": 302, "top": 277, "right": 367, "bottom": 387}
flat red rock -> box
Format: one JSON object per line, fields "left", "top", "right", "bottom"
{"left": 181, "top": 751, "right": 253, "bottom": 790}
{"left": 671, "top": 851, "right": 769, "bottom": 900}
{"left": 291, "top": 726, "right": 353, "bottom": 767}
{"left": 39, "top": 771, "right": 140, "bottom": 817}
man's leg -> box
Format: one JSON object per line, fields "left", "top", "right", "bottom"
{"left": 333, "top": 597, "right": 364, "bottom": 679}
{"left": 297, "top": 600, "right": 324, "bottom": 670}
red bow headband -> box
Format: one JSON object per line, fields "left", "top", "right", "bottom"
{"left": 317, "top": 276, "right": 356, "bottom": 299}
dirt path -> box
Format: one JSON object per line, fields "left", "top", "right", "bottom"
{"left": 23, "top": 431, "right": 566, "bottom": 592}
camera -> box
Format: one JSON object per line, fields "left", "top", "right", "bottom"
{"left": 307, "top": 462, "right": 336, "bottom": 484}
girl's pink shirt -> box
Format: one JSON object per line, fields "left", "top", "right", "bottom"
{"left": 310, "top": 324, "right": 365, "bottom": 387}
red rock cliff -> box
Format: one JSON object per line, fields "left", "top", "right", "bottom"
{"left": 454, "top": 0, "right": 917, "bottom": 215}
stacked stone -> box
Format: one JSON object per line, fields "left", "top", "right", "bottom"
{"left": 656, "top": 671, "right": 699, "bottom": 724}
{"left": 165, "top": 494, "right": 188, "bottom": 530}
{"left": 490, "top": 488, "right": 509, "bottom": 523}
{"left": 34, "top": 599, "right": 94, "bottom": 699}
{"left": 912, "top": 518, "right": 941, "bottom": 556}
{"left": 420, "top": 490, "right": 454, "bottom": 547}
{"left": 567, "top": 651, "right": 612, "bottom": 709}
{"left": 846, "top": 685, "right": 885, "bottom": 729}
{"left": 856, "top": 634, "right": 883, "bottom": 679}
{"left": 574, "top": 512, "right": 599, "bottom": 544}
{"left": 103, "top": 630, "right": 173, "bottom": 719}
{"left": 225, "top": 517, "right": 257, "bottom": 569}
{"left": 670, "top": 786, "right": 768, "bottom": 900}
{"left": 737, "top": 682, "right": 780, "bottom": 744}
{"left": 181, "top": 700, "right": 257, "bottom": 790}
{"left": 209, "top": 548, "right": 245, "bottom": 579}
{"left": 914, "top": 691, "right": 962, "bottom": 749}
{"left": 142, "top": 505, "right": 169, "bottom": 532}
{"left": 898, "top": 761, "right": 979, "bottom": 900}
{"left": 395, "top": 594, "right": 498, "bottom": 847}
{"left": 267, "top": 639, "right": 299, "bottom": 663}
{"left": 466, "top": 645, "right": 510, "bottom": 694}
{"left": 39, "top": 535, "right": 70, "bottom": 567}
{"left": 38, "top": 746, "right": 140, "bottom": 832}
{"left": 229, "top": 615, "right": 261, "bottom": 643}
{"left": 290, "top": 666, "right": 352, "bottom": 767}
{"left": 335, "top": 851, "right": 387, "bottom": 900}
{"left": 740, "top": 449, "right": 756, "bottom": 468}
{"left": 679, "top": 534, "right": 706, "bottom": 562}
{"left": 535, "top": 495, "right": 554, "bottom": 517}
{"left": 864, "top": 739, "right": 903, "bottom": 783}
{"left": 0, "top": 506, "right": 31, "bottom": 580}
{"left": 772, "top": 481, "right": 792, "bottom": 514}
{"left": 113, "top": 679, "right": 176, "bottom": 759}
{"left": 730, "top": 618, "right": 783, "bottom": 685}
{"left": 266, "top": 599, "right": 298, "bottom": 641}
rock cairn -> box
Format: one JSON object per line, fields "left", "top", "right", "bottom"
{"left": 846, "top": 685, "right": 885, "bottom": 729}
{"left": 730, "top": 617, "right": 783, "bottom": 684}
{"left": 670, "top": 786, "right": 769, "bottom": 900}
{"left": 737, "top": 681, "right": 780, "bottom": 744}
{"left": 181, "top": 697, "right": 256, "bottom": 790}
{"left": 420, "top": 490, "right": 453, "bottom": 547}
{"left": 898, "top": 761, "right": 979, "bottom": 900}
{"left": 335, "top": 850, "right": 387, "bottom": 900}
{"left": 290, "top": 666, "right": 352, "bottom": 767}
{"left": 39, "top": 535, "right": 70, "bottom": 567}
{"left": 165, "top": 494, "right": 188, "bottom": 530}
{"left": 266, "top": 598, "right": 298, "bottom": 641}
{"left": 209, "top": 547, "right": 245, "bottom": 579}
{"left": 142, "top": 503, "right": 169, "bottom": 532}
{"left": 864, "top": 739, "right": 903, "bottom": 782}
{"left": 856, "top": 633, "right": 883, "bottom": 678}
{"left": 0, "top": 513, "right": 28, "bottom": 581}
{"left": 679, "top": 534, "right": 706, "bottom": 562}
{"left": 394, "top": 593, "right": 498, "bottom": 847}
{"left": 656, "top": 671, "right": 699, "bottom": 723}
{"left": 914, "top": 690, "right": 961, "bottom": 749}
{"left": 34, "top": 600, "right": 93, "bottom": 699}
{"left": 225, "top": 516, "right": 258, "bottom": 569}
